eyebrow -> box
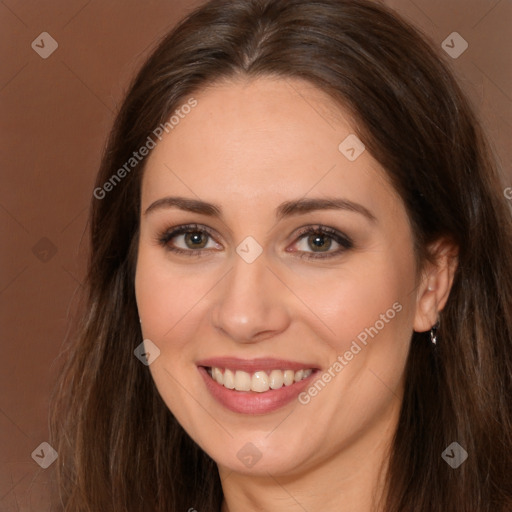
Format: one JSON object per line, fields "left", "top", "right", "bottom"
{"left": 144, "top": 196, "right": 377, "bottom": 223}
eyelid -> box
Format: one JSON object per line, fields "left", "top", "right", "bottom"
{"left": 155, "top": 223, "right": 223, "bottom": 254}
{"left": 287, "top": 224, "right": 353, "bottom": 259}
{"left": 156, "top": 222, "right": 353, "bottom": 260}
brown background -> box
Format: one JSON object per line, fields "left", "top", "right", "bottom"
{"left": 1, "top": 1, "right": 510, "bottom": 510}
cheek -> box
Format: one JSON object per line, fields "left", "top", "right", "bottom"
{"left": 135, "top": 247, "right": 212, "bottom": 345}
{"left": 291, "top": 255, "right": 416, "bottom": 441}
{"left": 134, "top": 248, "right": 212, "bottom": 431}
{"left": 288, "top": 249, "right": 416, "bottom": 355}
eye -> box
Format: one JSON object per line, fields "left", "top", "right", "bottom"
{"left": 156, "top": 224, "right": 222, "bottom": 256}
{"left": 289, "top": 225, "right": 353, "bottom": 260}
{"left": 155, "top": 223, "right": 353, "bottom": 260}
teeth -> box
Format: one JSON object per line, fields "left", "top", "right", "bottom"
{"left": 223, "top": 369, "right": 235, "bottom": 389}
{"left": 283, "top": 370, "right": 295, "bottom": 386}
{"left": 212, "top": 367, "right": 223, "bottom": 385}
{"left": 251, "top": 371, "right": 269, "bottom": 392}
{"left": 234, "top": 370, "right": 251, "bottom": 391}
{"left": 269, "top": 369, "right": 284, "bottom": 389}
{"left": 208, "top": 367, "right": 313, "bottom": 392}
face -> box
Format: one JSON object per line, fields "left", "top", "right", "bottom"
{"left": 135, "top": 77, "right": 423, "bottom": 478}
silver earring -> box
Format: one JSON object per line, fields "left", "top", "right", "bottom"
{"left": 430, "top": 321, "right": 439, "bottom": 345}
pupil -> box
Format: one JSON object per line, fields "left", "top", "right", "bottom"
{"left": 308, "top": 234, "right": 331, "bottom": 252}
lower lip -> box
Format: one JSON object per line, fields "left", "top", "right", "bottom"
{"left": 198, "top": 366, "right": 316, "bottom": 415}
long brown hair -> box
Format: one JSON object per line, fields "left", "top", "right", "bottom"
{"left": 49, "top": 0, "right": 512, "bottom": 510}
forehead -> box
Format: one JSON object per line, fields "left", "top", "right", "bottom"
{"left": 141, "top": 76, "right": 401, "bottom": 217}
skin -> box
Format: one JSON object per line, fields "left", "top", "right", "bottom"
{"left": 135, "top": 77, "right": 457, "bottom": 512}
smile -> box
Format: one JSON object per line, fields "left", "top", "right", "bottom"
{"left": 197, "top": 357, "right": 319, "bottom": 414}
{"left": 206, "top": 367, "right": 313, "bottom": 392}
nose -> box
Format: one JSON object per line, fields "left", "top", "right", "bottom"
{"left": 210, "top": 254, "right": 291, "bottom": 344}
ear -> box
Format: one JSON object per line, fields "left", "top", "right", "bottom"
{"left": 413, "top": 237, "right": 459, "bottom": 333}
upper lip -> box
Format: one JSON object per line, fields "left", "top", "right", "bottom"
{"left": 196, "top": 357, "right": 319, "bottom": 373}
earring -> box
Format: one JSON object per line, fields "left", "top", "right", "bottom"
{"left": 430, "top": 321, "right": 439, "bottom": 345}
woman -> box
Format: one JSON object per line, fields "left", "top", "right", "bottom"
{"left": 50, "top": 0, "right": 512, "bottom": 510}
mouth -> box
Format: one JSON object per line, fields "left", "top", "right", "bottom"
{"left": 205, "top": 366, "right": 313, "bottom": 392}
{"left": 197, "top": 358, "right": 319, "bottom": 414}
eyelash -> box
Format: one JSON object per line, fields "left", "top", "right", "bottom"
{"left": 155, "top": 223, "right": 353, "bottom": 260}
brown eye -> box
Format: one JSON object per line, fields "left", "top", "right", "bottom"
{"left": 290, "top": 225, "right": 353, "bottom": 260}
{"left": 184, "top": 231, "right": 209, "bottom": 249}
{"left": 157, "top": 224, "right": 221, "bottom": 256}
{"left": 307, "top": 233, "right": 332, "bottom": 252}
